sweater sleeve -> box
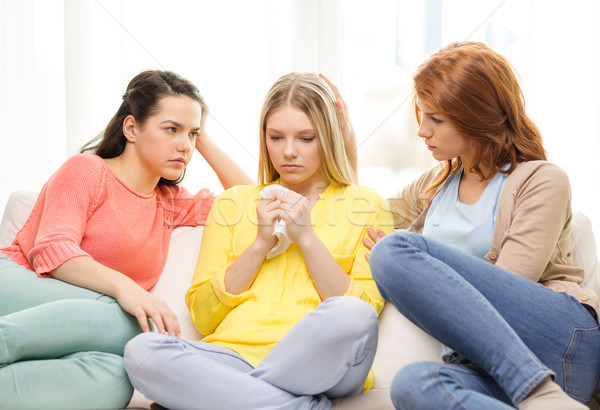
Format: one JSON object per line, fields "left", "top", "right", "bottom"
{"left": 344, "top": 190, "right": 395, "bottom": 314}
{"left": 28, "top": 155, "right": 104, "bottom": 274}
{"left": 495, "top": 164, "right": 573, "bottom": 282}
{"left": 159, "top": 185, "right": 216, "bottom": 227}
{"left": 388, "top": 168, "right": 439, "bottom": 229}
{"left": 185, "top": 187, "right": 248, "bottom": 335}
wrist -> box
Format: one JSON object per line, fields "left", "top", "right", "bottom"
{"left": 194, "top": 134, "right": 212, "bottom": 153}
{"left": 253, "top": 236, "right": 274, "bottom": 254}
{"left": 295, "top": 229, "right": 318, "bottom": 250}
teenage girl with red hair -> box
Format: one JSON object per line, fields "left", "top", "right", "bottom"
{"left": 363, "top": 42, "right": 600, "bottom": 409}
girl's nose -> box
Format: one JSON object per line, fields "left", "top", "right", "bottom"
{"left": 283, "top": 140, "right": 297, "bottom": 157}
{"left": 177, "top": 133, "right": 193, "bottom": 153}
{"left": 417, "top": 121, "right": 432, "bottom": 140}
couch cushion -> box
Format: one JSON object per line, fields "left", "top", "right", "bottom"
{"left": 573, "top": 212, "right": 600, "bottom": 296}
{"left": 0, "top": 190, "right": 38, "bottom": 248}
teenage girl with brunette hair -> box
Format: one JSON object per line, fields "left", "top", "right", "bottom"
{"left": 0, "top": 70, "right": 252, "bottom": 409}
{"left": 124, "top": 72, "right": 394, "bottom": 409}
{"left": 362, "top": 42, "right": 600, "bottom": 409}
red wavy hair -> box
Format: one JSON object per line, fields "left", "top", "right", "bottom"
{"left": 413, "top": 42, "right": 546, "bottom": 195}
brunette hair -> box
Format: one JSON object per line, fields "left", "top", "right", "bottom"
{"left": 258, "top": 72, "right": 355, "bottom": 186}
{"left": 413, "top": 42, "right": 546, "bottom": 194}
{"left": 80, "top": 70, "right": 207, "bottom": 185}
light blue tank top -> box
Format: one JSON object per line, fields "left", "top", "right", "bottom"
{"left": 423, "top": 165, "right": 508, "bottom": 260}
{"left": 423, "top": 165, "right": 508, "bottom": 362}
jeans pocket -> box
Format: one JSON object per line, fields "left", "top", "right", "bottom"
{"left": 563, "top": 326, "right": 600, "bottom": 401}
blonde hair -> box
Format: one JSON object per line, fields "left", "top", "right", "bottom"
{"left": 258, "top": 72, "right": 355, "bottom": 186}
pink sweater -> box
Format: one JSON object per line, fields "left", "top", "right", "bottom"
{"left": 1, "top": 154, "right": 215, "bottom": 290}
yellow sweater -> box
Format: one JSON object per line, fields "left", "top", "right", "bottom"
{"left": 186, "top": 183, "right": 394, "bottom": 372}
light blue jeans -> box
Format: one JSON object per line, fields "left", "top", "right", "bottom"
{"left": 369, "top": 231, "right": 600, "bottom": 409}
{"left": 0, "top": 254, "right": 139, "bottom": 409}
{"left": 124, "top": 296, "right": 378, "bottom": 410}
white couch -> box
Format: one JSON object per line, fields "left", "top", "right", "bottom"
{"left": 1, "top": 190, "right": 599, "bottom": 410}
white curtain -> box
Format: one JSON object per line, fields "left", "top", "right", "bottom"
{"left": 0, "top": 0, "right": 299, "bottom": 216}
{"left": 1, "top": 0, "right": 599, "bottom": 251}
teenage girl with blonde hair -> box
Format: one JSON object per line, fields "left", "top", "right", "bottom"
{"left": 124, "top": 72, "right": 394, "bottom": 409}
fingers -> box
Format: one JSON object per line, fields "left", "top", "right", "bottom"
{"left": 319, "top": 73, "right": 341, "bottom": 99}
{"left": 160, "top": 307, "right": 181, "bottom": 337}
{"left": 135, "top": 312, "right": 151, "bottom": 333}
{"left": 130, "top": 295, "right": 181, "bottom": 337}
{"left": 367, "top": 228, "right": 386, "bottom": 243}
{"left": 363, "top": 236, "right": 375, "bottom": 250}
{"left": 363, "top": 228, "right": 387, "bottom": 261}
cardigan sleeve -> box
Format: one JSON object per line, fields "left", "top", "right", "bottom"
{"left": 388, "top": 167, "right": 439, "bottom": 229}
{"left": 185, "top": 187, "right": 249, "bottom": 335}
{"left": 27, "top": 155, "right": 105, "bottom": 274}
{"left": 343, "top": 190, "right": 394, "bottom": 314}
{"left": 494, "top": 163, "right": 574, "bottom": 282}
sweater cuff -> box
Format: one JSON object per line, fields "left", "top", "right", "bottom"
{"left": 210, "top": 267, "right": 244, "bottom": 307}
{"left": 344, "top": 278, "right": 365, "bottom": 299}
{"left": 29, "top": 242, "right": 90, "bottom": 275}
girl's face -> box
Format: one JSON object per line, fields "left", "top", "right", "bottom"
{"left": 417, "top": 100, "right": 473, "bottom": 163}
{"left": 131, "top": 95, "right": 201, "bottom": 182}
{"left": 265, "top": 105, "right": 326, "bottom": 191}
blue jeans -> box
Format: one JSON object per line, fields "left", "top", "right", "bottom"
{"left": 0, "top": 254, "right": 138, "bottom": 409}
{"left": 369, "top": 231, "right": 600, "bottom": 409}
{"left": 124, "top": 296, "right": 378, "bottom": 410}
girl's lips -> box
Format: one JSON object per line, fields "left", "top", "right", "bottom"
{"left": 426, "top": 145, "right": 436, "bottom": 151}
{"left": 170, "top": 159, "right": 186, "bottom": 167}
{"left": 281, "top": 165, "right": 301, "bottom": 170}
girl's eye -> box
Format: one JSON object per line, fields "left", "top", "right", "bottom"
{"left": 269, "top": 135, "right": 282, "bottom": 141}
{"left": 301, "top": 137, "right": 315, "bottom": 142}
{"left": 189, "top": 132, "right": 199, "bottom": 139}
{"left": 430, "top": 116, "right": 443, "bottom": 124}
{"left": 166, "top": 127, "right": 177, "bottom": 133}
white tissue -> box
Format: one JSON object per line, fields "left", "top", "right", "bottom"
{"left": 259, "top": 185, "right": 293, "bottom": 259}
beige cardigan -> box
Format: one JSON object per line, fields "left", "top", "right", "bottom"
{"left": 388, "top": 160, "right": 599, "bottom": 318}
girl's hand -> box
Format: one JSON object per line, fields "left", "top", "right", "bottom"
{"left": 319, "top": 74, "right": 354, "bottom": 141}
{"left": 195, "top": 104, "right": 210, "bottom": 151}
{"left": 255, "top": 196, "right": 280, "bottom": 249}
{"left": 319, "top": 73, "right": 358, "bottom": 179}
{"left": 277, "top": 190, "right": 314, "bottom": 245}
{"left": 115, "top": 286, "right": 181, "bottom": 337}
{"left": 49, "top": 256, "right": 181, "bottom": 337}
{"left": 363, "top": 228, "right": 387, "bottom": 262}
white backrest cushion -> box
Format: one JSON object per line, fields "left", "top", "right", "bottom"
{"left": 150, "top": 225, "right": 204, "bottom": 340}
{"left": 572, "top": 212, "right": 600, "bottom": 297}
{"left": 0, "top": 190, "right": 38, "bottom": 248}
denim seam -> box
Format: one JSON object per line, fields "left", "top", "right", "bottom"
{"left": 562, "top": 326, "right": 600, "bottom": 401}
{"left": 436, "top": 366, "right": 470, "bottom": 410}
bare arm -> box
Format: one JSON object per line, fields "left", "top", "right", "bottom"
{"left": 223, "top": 197, "right": 278, "bottom": 294}
{"left": 195, "top": 106, "right": 253, "bottom": 189}
{"left": 297, "top": 230, "right": 351, "bottom": 299}
{"left": 279, "top": 192, "right": 351, "bottom": 300}
{"left": 50, "top": 256, "right": 180, "bottom": 336}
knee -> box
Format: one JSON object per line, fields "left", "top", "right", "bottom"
{"left": 390, "top": 362, "right": 440, "bottom": 409}
{"left": 370, "top": 231, "right": 421, "bottom": 289}
{"left": 69, "top": 351, "right": 135, "bottom": 409}
{"left": 320, "top": 297, "right": 378, "bottom": 343}
{"left": 124, "top": 332, "right": 170, "bottom": 381}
